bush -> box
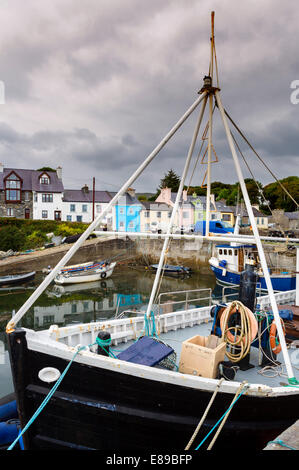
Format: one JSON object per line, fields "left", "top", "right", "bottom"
{"left": 23, "top": 230, "right": 48, "bottom": 250}
{"left": 0, "top": 226, "right": 24, "bottom": 251}
{"left": 0, "top": 218, "right": 88, "bottom": 251}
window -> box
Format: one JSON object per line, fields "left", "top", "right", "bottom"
{"left": 76, "top": 215, "right": 82, "bottom": 222}
{"left": 25, "top": 191, "right": 30, "bottom": 201}
{"left": 228, "top": 249, "right": 232, "bottom": 256}
{"left": 34, "top": 193, "right": 38, "bottom": 202}
{"left": 7, "top": 208, "right": 14, "bottom": 217}
{"left": 119, "top": 208, "right": 124, "bottom": 215}
{"left": 157, "top": 211, "right": 161, "bottom": 218}
{"left": 70, "top": 204, "right": 76, "bottom": 212}
{"left": 67, "top": 215, "right": 72, "bottom": 221}
{"left": 224, "top": 249, "right": 227, "bottom": 255}
{"left": 42, "top": 193, "right": 53, "bottom": 203}
{"left": 40, "top": 174, "right": 49, "bottom": 184}
{"left": 82, "top": 204, "right": 88, "bottom": 212}
{"left": 129, "top": 207, "right": 134, "bottom": 215}
{"left": 145, "top": 211, "right": 150, "bottom": 218}
{"left": 96, "top": 204, "right": 102, "bottom": 213}
{"left": 168, "top": 212, "right": 171, "bottom": 218}
{"left": 183, "top": 211, "right": 188, "bottom": 219}
{"left": 42, "top": 210, "right": 48, "bottom": 218}
{"left": 219, "top": 249, "right": 222, "bottom": 255}
{"left": 128, "top": 221, "right": 134, "bottom": 228}
{"left": 119, "top": 221, "right": 124, "bottom": 227}
{"left": 5, "top": 172, "right": 21, "bottom": 202}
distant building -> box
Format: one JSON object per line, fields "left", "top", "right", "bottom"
{"left": 62, "top": 185, "right": 114, "bottom": 227}
{"left": 0, "top": 164, "right": 64, "bottom": 220}
{"left": 114, "top": 188, "right": 143, "bottom": 232}
{"left": 140, "top": 201, "right": 172, "bottom": 232}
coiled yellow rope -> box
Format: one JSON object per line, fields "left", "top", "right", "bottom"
{"left": 220, "top": 301, "right": 257, "bottom": 363}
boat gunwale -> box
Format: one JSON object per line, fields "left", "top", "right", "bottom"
{"left": 21, "top": 295, "right": 299, "bottom": 399}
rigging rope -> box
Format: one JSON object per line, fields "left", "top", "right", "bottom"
{"left": 231, "top": 132, "right": 287, "bottom": 239}
{"left": 224, "top": 109, "right": 299, "bottom": 209}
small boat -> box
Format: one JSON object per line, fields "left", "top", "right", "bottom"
{"left": 54, "top": 262, "right": 116, "bottom": 285}
{"left": 44, "top": 260, "right": 109, "bottom": 275}
{"left": 0, "top": 271, "right": 35, "bottom": 287}
{"left": 150, "top": 264, "right": 191, "bottom": 275}
{"left": 209, "top": 244, "right": 296, "bottom": 292}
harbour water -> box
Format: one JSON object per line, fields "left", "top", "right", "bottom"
{"left": 0, "top": 266, "right": 220, "bottom": 399}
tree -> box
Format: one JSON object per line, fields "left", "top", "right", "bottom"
{"left": 263, "top": 176, "right": 299, "bottom": 212}
{"left": 158, "top": 169, "right": 181, "bottom": 193}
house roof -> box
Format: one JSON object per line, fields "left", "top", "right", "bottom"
{"left": 108, "top": 191, "right": 142, "bottom": 206}
{"left": 141, "top": 201, "right": 171, "bottom": 210}
{"left": 284, "top": 211, "right": 299, "bottom": 220}
{"left": 0, "top": 168, "right": 64, "bottom": 193}
{"left": 233, "top": 206, "right": 266, "bottom": 217}
{"left": 63, "top": 189, "right": 112, "bottom": 203}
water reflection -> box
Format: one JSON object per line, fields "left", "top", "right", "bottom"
{"left": 0, "top": 268, "right": 218, "bottom": 332}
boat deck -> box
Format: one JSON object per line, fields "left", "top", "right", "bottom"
{"left": 113, "top": 318, "right": 298, "bottom": 388}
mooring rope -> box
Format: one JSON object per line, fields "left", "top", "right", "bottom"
{"left": 185, "top": 378, "right": 224, "bottom": 450}
{"left": 7, "top": 336, "right": 117, "bottom": 450}
{"left": 195, "top": 381, "right": 249, "bottom": 450}
{"left": 7, "top": 344, "right": 89, "bottom": 450}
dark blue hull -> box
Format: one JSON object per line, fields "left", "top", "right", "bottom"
{"left": 210, "top": 264, "right": 296, "bottom": 291}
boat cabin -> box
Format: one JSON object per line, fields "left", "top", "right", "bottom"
{"left": 215, "top": 244, "right": 257, "bottom": 273}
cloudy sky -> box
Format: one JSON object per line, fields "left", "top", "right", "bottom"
{"left": 0, "top": 0, "right": 298, "bottom": 193}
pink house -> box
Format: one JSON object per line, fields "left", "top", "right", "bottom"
{"left": 155, "top": 187, "right": 194, "bottom": 230}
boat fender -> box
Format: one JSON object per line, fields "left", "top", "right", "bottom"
{"left": 269, "top": 319, "right": 286, "bottom": 355}
{"left": 0, "top": 419, "right": 20, "bottom": 447}
{"left": 101, "top": 272, "right": 107, "bottom": 279}
{"left": 210, "top": 304, "right": 226, "bottom": 338}
{"left": 0, "top": 394, "right": 17, "bottom": 422}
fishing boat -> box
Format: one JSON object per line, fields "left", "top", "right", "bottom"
{"left": 5, "top": 13, "right": 299, "bottom": 452}
{"left": 209, "top": 244, "right": 296, "bottom": 291}
{"left": 54, "top": 262, "right": 116, "bottom": 285}
{"left": 0, "top": 271, "right": 35, "bottom": 287}
{"left": 150, "top": 264, "right": 192, "bottom": 275}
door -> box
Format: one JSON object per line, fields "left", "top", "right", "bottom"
{"left": 54, "top": 211, "right": 61, "bottom": 221}
{"left": 25, "top": 208, "right": 30, "bottom": 219}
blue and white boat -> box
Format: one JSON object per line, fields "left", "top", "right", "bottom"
{"left": 209, "top": 243, "right": 296, "bottom": 292}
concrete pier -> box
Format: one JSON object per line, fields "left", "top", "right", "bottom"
{"left": 264, "top": 420, "right": 299, "bottom": 450}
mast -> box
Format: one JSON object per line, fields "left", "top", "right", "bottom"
{"left": 6, "top": 91, "right": 207, "bottom": 333}
{"left": 215, "top": 90, "right": 298, "bottom": 384}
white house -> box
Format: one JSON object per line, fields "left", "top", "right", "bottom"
{"left": 61, "top": 185, "right": 115, "bottom": 228}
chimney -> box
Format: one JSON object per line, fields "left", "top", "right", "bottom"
{"left": 210, "top": 193, "right": 216, "bottom": 211}
{"left": 0, "top": 163, "right": 3, "bottom": 173}
{"left": 82, "top": 184, "right": 89, "bottom": 193}
{"left": 127, "top": 187, "right": 135, "bottom": 198}
{"left": 56, "top": 166, "right": 62, "bottom": 179}
{"left": 157, "top": 187, "right": 171, "bottom": 202}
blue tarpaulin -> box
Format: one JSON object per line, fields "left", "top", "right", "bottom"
{"left": 117, "top": 336, "right": 174, "bottom": 367}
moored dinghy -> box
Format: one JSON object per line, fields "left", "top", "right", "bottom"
{"left": 0, "top": 271, "right": 35, "bottom": 287}
{"left": 5, "top": 12, "right": 299, "bottom": 451}
{"left": 54, "top": 261, "right": 116, "bottom": 285}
